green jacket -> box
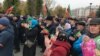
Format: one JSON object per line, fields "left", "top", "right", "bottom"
{"left": 94, "top": 35, "right": 100, "bottom": 50}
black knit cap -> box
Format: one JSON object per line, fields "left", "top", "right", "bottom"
{"left": 69, "top": 17, "right": 78, "bottom": 21}
{"left": 76, "top": 21, "right": 86, "bottom": 26}
{"left": 45, "top": 16, "right": 53, "bottom": 21}
{"left": 89, "top": 18, "right": 100, "bottom": 25}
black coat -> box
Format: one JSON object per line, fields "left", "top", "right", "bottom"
{"left": 46, "top": 23, "right": 57, "bottom": 35}
{"left": 23, "top": 26, "right": 38, "bottom": 56}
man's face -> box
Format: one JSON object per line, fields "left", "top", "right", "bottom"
{"left": 0, "top": 24, "right": 5, "bottom": 30}
{"left": 69, "top": 20, "right": 76, "bottom": 26}
{"left": 46, "top": 20, "right": 52, "bottom": 24}
{"left": 13, "top": 17, "right": 18, "bottom": 21}
{"left": 77, "top": 25, "right": 84, "bottom": 31}
{"left": 89, "top": 24, "right": 100, "bottom": 34}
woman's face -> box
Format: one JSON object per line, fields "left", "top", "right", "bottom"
{"left": 45, "top": 20, "right": 52, "bottom": 26}
{"left": 89, "top": 24, "right": 100, "bottom": 35}
{"left": 13, "top": 17, "right": 18, "bottom": 21}
{"left": 0, "top": 24, "right": 6, "bottom": 30}
{"left": 69, "top": 20, "right": 76, "bottom": 26}
{"left": 77, "top": 25, "right": 84, "bottom": 31}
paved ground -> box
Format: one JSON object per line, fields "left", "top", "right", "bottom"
{"left": 14, "top": 45, "right": 43, "bottom": 56}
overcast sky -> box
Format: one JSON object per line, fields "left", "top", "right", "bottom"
{"left": 0, "top": 0, "right": 100, "bottom": 9}
{"left": 55, "top": 0, "right": 100, "bottom": 9}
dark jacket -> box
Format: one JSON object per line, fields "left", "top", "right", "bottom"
{"left": 50, "top": 40, "right": 71, "bottom": 56}
{"left": 0, "top": 26, "right": 14, "bottom": 56}
{"left": 25, "top": 26, "right": 38, "bottom": 42}
{"left": 23, "top": 26, "right": 38, "bottom": 56}
{"left": 46, "top": 23, "right": 56, "bottom": 35}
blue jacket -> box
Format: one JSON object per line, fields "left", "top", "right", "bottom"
{"left": 73, "top": 35, "right": 84, "bottom": 56}
{"left": 65, "top": 28, "right": 72, "bottom": 37}
{"left": 0, "top": 26, "right": 14, "bottom": 56}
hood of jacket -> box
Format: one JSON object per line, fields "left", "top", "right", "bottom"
{"left": 51, "top": 40, "right": 71, "bottom": 51}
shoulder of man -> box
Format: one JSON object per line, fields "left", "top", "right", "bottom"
{"left": 0, "top": 30, "right": 11, "bottom": 37}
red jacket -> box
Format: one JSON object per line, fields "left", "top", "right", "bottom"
{"left": 50, "top": 40, "right": 71, "bottom": 56}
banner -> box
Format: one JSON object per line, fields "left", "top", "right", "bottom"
{"left": 5, "top": 6, "right": 14, "bottom": 15}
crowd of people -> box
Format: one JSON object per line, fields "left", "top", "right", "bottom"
{"left": 0, "top": 14, "right": 100, "bottom": 56}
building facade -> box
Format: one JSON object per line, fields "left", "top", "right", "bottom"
{"left": 71, "top": 5, "right": 99, "bottom": 18}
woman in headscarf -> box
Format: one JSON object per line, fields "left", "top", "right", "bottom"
{"left": 22, "top": 16, "right": 38, "bottom": 56}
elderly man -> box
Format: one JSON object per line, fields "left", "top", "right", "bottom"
{"left": 0, "top": 17, "right": 14, "bottom": 56}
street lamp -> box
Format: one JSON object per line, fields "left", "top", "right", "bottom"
{"left": 90, "top": 3, "right": 92, "bottom": 17}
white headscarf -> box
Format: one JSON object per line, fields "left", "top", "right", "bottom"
{"left": 64, "top": 23, "right": 71, "bottom": 30}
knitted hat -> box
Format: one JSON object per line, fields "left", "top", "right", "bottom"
{"left": 45, "top": 16, "right": 53, "bottom": 21}
{"left": 0, "top": 17, "right": 10, "bottom": 26}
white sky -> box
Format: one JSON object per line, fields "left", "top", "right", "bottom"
{"left": 0, "top": 0, "right": 100, "bottom": 9}
{"left": 55, "top": 0, "right": 100, "bottom": 9}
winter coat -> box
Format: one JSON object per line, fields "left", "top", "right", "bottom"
{"left": 94, "top": 35, "right": 100, "bottom": 56}
{"left": 46, "top": 23, "right": 57, "bottom": 35}
{"left": 73, "top": 35, "right": 84, "bottom": 56}
{"left": 81, "top": 39, "right": 96, "bottom": 56}
{"left": 94, "top": 35, "right": 100, "bottom": 50}
{"left": 0, "top": 26, "right": 14, "bottom": 56}
{"left": 50, "top": 40, "right": 71, "bottom": 56}
{"left": 65, "top": 28, "right": 72, "bottom": 37}
{"left": 23, "top": 26, "right": 38, "bottom": 56}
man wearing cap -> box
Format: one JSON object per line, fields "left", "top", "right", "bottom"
{"left": 22, "top": 17, "right": 38, "bottom": 56}
{"left": 45, "top": 16, "right": 56, "bottom": 35}
{"left": 76, "top": 21, "right": 87, "bottom": 34}
{"left": 0, "top": 17, "right": 14, "bottom": 56}
{"left": 69, "top": 18, "right": 77, "bottom": 30}
{"left": 72, "top": 21, "right": 87, "bottom": 56}
{"left": 83, "top": 18, "right": 100, "bottom": 56}
{"left": 40, "top": 16, "right": 57, "bottom": 53}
